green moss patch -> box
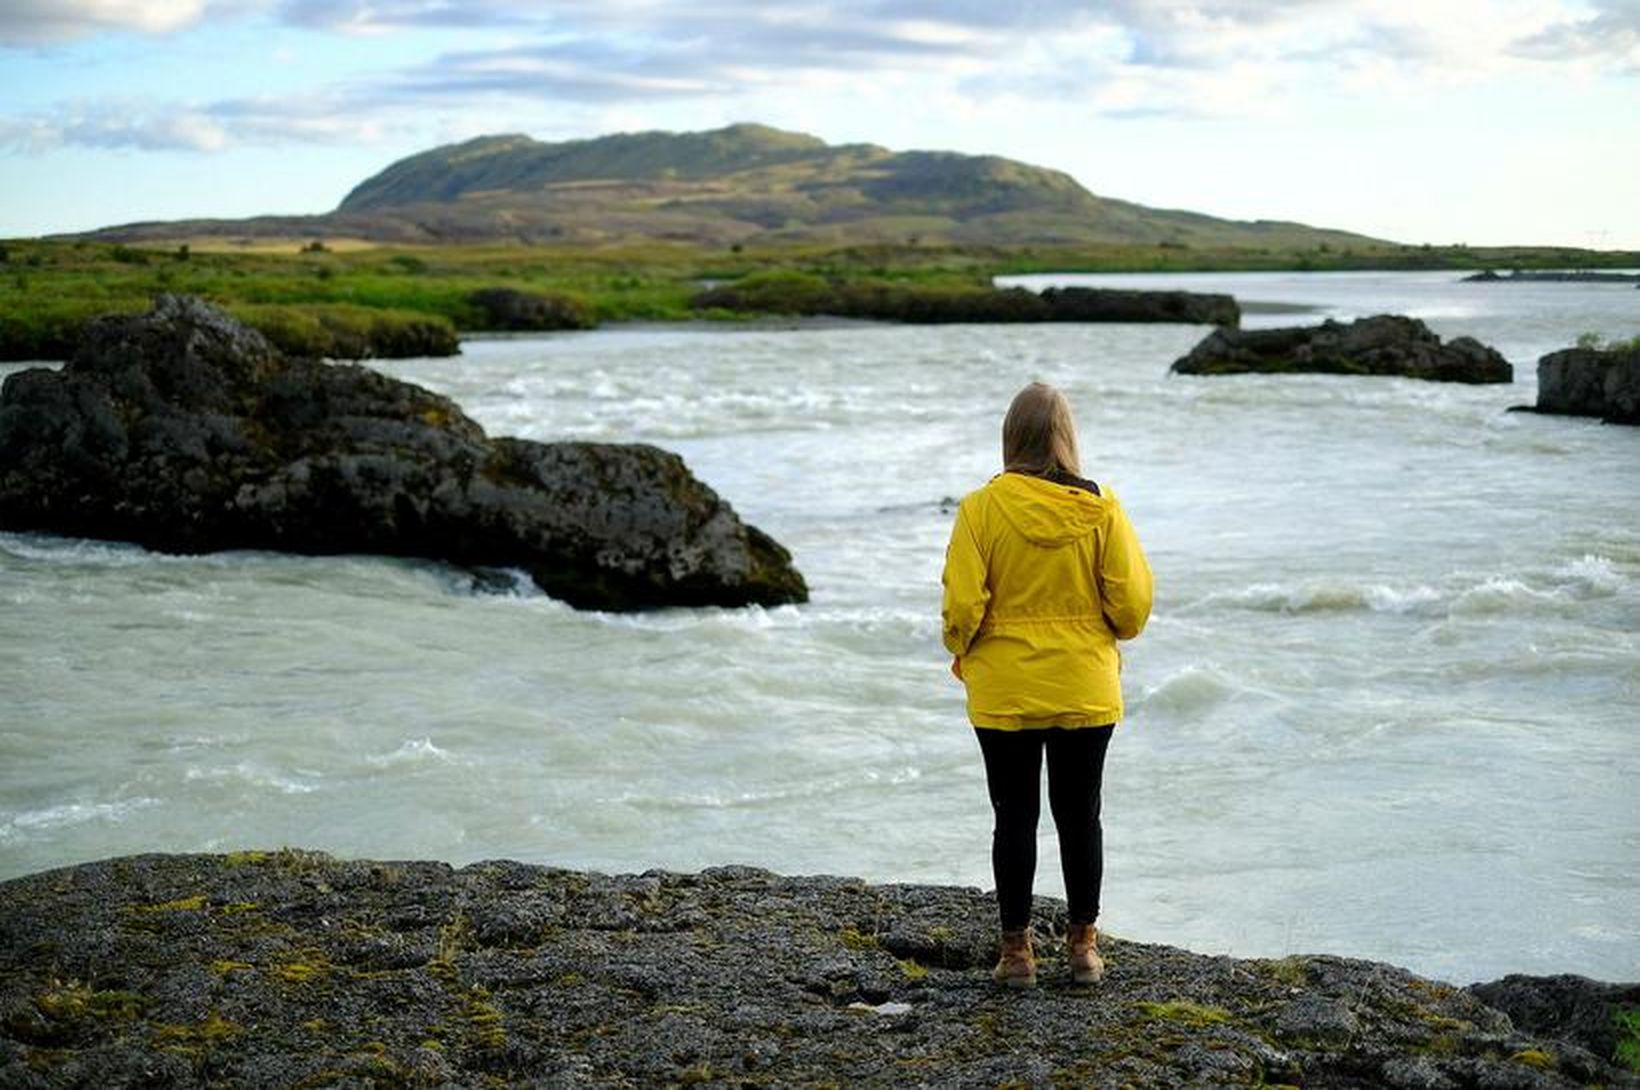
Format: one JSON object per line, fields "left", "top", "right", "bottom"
{"left": 34, "top": 982, "right": 147, "bottom": 1023}
{"left": 1135, "top": 1000, "right": 1233, "bottom": 1028}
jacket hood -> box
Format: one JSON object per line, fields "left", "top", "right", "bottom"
{"left": 986, "top": 473, "right": 1103, "bottom": 547}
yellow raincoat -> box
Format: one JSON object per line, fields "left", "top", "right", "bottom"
{"left": 942, "top": 472, "right": 1152, "bottom": 730}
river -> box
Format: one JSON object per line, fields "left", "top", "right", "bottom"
{"left": 2, "top": 270, "right": 1635, "bottom": 984}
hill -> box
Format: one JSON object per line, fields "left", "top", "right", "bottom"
{"left": 77, "top": 122, "right": 1386, "bottom": 250}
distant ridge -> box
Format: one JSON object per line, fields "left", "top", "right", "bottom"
{"left": 338, "top": 124, "right": 840, "bottom": 211}
{"left": 78, "top": 122, "right": 1388, "bottom": 250}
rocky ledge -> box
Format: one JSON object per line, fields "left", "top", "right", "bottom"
{"left": 1171, "top": 315, "right": 1513, "bottom": 384}
{"left": 692, "top": 276, "right": 1241, "bottom": 328}
{"left": 0, "top": 295, "right": 806, "bottom": 610}
{"left": 1, "top": 852, "right": 1634, "bottom": 1089}
{"left": 1463, "top": 270, "right": 1640, "bottom": 284}
{"left": 1529, "top": 344, "right": 1640, "bottom": 424}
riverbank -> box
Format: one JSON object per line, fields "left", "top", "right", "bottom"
{"left": 4, "top": 237, "right": 1637, "bottom": 361}
{"left": 1464, "top": 270, "right": 1640, "bottom": 284}
{"left": 2, "top": 852, "right": 1634, "bottom": 1087}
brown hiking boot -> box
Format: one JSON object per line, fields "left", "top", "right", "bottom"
{"left": 993, "top": 928, "right": 1036, "bottom": 989}
{"left": 1068, "top": 923, "right": 1104, "bottom": 984}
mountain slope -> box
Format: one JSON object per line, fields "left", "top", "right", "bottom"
{"left": 338, "top": 124, "right": 838, "bottom": 211}
{"left": 79, "top": 123, "right": 1390, "bottom": 250}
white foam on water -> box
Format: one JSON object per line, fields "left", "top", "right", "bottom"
{"left": 1186, "top": 580, "right": 1437, "bottom": 615}
{"left": 1, "top": 531, "right": 156, "bottom": 567}
{"left": 182, "top": 762, "right": 320, "bottom": 796}
{"left": 1182, "top": 553, "right": 1630, "bottom": 622}
{"left": 0, "top": 798, "right": 161, "bottom": 844}
{"left": 1554, "top": 553, "right": 1624, "bottom": 594}
{"left": 1133, "top": 665, "right": 1241, "bottom": 718}
{"left": 367, "top": 738, "right": 455, "bottom": 767}
{"left": 591, "top": 601, "right": 811, "bottom": 633}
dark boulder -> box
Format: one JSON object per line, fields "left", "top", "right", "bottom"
{"left": 1469, "top": 974, "right": 1640, "bottom": 1064}
{"left": 1171, "top": 314, "right": 1513, "bottom": 383}
{"left": 467, "top": 287, "right": 596, "bottom": 331}
{"left": 1040, "top": 285, "right": 1240, "bottom": 327}
{"left": 0, "top": 295, "right": 806, "bottom": 610}
{"left": 1532, "top": 345, "right": 1640, "bottom": 424}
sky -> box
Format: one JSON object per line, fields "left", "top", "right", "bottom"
{"left": 1, "top": 1, "right": 1637, "bottom": 248}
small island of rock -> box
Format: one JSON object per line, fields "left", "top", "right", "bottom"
{"left": 0, "top": 296, "right": 807, "bottom": 610}
{"left": 1171, "top": 314, "right": 1513, "bottom": 384}
{"left": 1463, "top": 270, "right": 1640, "bottom": 284}
{"left": 1531, "top": 342, "right": 1640, "bottom": 424}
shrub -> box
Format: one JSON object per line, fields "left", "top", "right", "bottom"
{"left": 229, "top": 303, "right": 459, "bottom": 359}
{"left": 690, "top": 269, "right": 834, "bottom": 314}
{"left": 1574, "top": 331, "right": 1640, "bottom": 352}
{"left": 0, "top": 295, "right": 150, "bottom": 361}
{"left": 1616, "top": 1007, "right": 1640, "bottom": 1072}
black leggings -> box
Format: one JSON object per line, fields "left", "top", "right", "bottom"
{"left": 975, "top": 726, "right": 1113, "bottom": 930}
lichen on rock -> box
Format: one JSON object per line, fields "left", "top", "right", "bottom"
{"left": 1, "top": 851, "right": 1632, "bottom": 1088}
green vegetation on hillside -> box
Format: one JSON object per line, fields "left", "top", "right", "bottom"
{"left": 80, "top": 123, "right": 1395, "bottom": 252}
{"left": 1, "top": 236, "right": 1635, "bottom": 362}
{"left": 338, "top": 123, "right": 836, "bottom": 212}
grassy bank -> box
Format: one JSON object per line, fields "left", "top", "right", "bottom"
{"left": 2, "top": 236, "right": 1635, "bottom": 362}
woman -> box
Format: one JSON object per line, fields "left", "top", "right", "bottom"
{"left": 941, "top": 382, "right": 1153, "bottom": 989}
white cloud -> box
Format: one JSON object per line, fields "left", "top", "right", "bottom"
{"left": 0, "top": 117, "right": 62, "bottom": 153}
{"left": 0, "top": 105, "right": 226, "bottom": 152}
{"left": 0, "top": 0, "right": 208, "bottom": 44}
{"left": 3, "top": 1, "right": 1632, "bottom": 155}
{"left": 323, "top": 2, "right": 1638, "bottom": 124}
{"left": 1512, "top": 0, "right": 1640, "bottom": 72}
{"left": 0, "top": 97, "right": 396, "bottom": 153}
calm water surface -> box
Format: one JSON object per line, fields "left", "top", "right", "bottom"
{"left": 2, "top": 271, "right": 1636, "bottom": 983}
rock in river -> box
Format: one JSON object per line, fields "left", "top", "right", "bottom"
{"left": 1531, "top": 344, "right": 1640, "bottom": 424}
{"left": 1172, "top": 314, "right": 1514, "bottom": 383}
{"left": 0, "top": 295, "right": 807, "bottom": 610}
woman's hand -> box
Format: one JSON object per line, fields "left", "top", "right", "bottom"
{"left": 950, "top": 656, "right": 964, "bottom": 681}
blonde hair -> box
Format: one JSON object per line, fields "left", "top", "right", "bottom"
{"left": 1002, "top": 382, "right": 1081, "bottom": 478}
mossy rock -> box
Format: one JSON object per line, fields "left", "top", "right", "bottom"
{"left": 2, "top": 852, "right": 1629, "bottom": 1088}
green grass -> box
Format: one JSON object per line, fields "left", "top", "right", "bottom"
{"left": 0, "top": 238, "right": 702, "bottom": 360}
{"left": 225, "top": 302, "right": 457, "bottom": 358}
{"left": 1616, "top": 1007, "right": 1640, "bottom": 1072}
{"left": 2, "top": 236, "right": 1634, "bottom": 362}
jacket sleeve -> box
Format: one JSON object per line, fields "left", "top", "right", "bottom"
{"left": 941, "top": 500, "right": 990, "bottom": 656}
{"left": 1099, "top": 494, "right": 1153, "bottom": 640}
